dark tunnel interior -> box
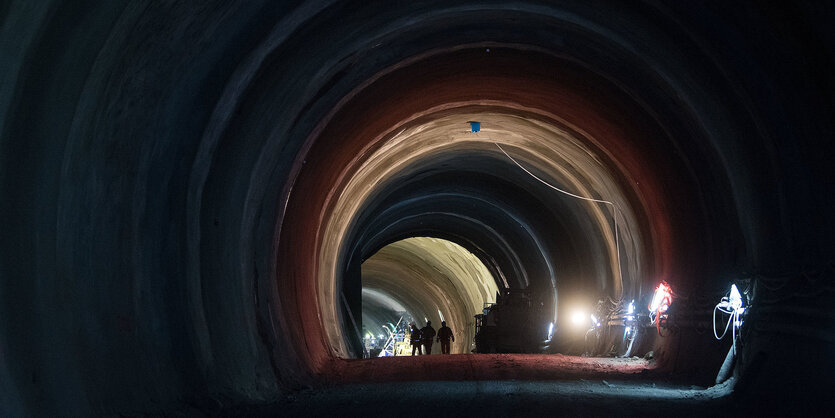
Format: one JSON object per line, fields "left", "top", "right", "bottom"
{"left": 1, "top": 1, "right": 834, "bottom": 415}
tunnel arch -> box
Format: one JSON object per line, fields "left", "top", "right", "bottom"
{"left": 174, "top": 1, "right": 758, "bottom": 392}
{"left": 2, "top": 1, "right": 830, "bottom": 415}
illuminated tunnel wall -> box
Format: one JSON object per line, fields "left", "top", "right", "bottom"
{"left": 1, "top": 1, "right": 832, "bottom": 415}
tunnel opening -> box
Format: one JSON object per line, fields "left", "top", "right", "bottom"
{"left": 360, "top": 236, "right": 500, "bottom": 357}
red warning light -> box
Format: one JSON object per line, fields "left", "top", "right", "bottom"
{"left": 648, "top": 281, "right": 673, "bottom": 335}
{"left": 649, "top": 281, "right": 672, "bottom": 314}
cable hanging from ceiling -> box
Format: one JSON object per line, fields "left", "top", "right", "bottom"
{"left": 468, "top": 121, "right": 625, "bottom": 300}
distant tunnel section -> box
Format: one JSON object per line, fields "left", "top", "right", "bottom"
{"left": 361, "top": 237, "right": 500, "bottom": 355}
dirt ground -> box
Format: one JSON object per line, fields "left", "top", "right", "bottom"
{"left": 210, "top": 354, "right": 748, "bottom": 417}
{"left": 322, "top": 353, "right": 663, "bottom": 383}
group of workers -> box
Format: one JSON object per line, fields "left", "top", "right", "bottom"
{"left": 409, "top": 320, "right": 455, "bottom": 355}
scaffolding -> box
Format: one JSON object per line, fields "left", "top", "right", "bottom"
{"left": 377, "top": 316, "right": 405, "bottom": 357}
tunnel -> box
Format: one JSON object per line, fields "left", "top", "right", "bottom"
{"left": 1, "top": 1, "right": 833, "bottom": 415}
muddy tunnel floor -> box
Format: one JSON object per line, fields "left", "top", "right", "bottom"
{"left": 217, "top": 354, "right": 737, "bottom": 417}
{"left": 243, "top": 380, "right": 733, "bottom": 417}
{"left": 323, "top": 354, "right": 661, "bottom": 383}
{"left": 202, "top": 355, "right": 748, "bottom": 416}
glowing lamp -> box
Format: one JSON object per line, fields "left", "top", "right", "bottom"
{"left": 648, "top": 282, "right": 672, "bottom": 313}
{"left": 571, "top": 310, "right": 586, "bottom": 327}
{"left": 713, "top": 283, "right": 747, "bottom": 355}
{"left": 729, "top": 284, "right": 742, "bottom": 311}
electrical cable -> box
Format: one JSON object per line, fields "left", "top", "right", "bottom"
{"left": 655, "top": 303, "right": 671, "bottom": 337}
{"left": 713, "top": 303, "right": 734, "bottom": 340}
{"left": 492, "top": 141, "right": 625, "bottom": 293}
{"left": 713, "top": 292, "right": 743, "bottom": 355}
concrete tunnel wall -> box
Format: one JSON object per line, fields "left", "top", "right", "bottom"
{"left": 0, "top": 1, "right": 833, "bottom": 414}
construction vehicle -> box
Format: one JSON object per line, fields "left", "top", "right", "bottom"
{"left": 473, "top": 288, "right": 552, "bottom": 353}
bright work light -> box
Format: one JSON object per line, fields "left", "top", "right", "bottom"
{"left": 729, "top": 284, "right": 742, "bottom": 311}
{"left": 713, "top": 282, "right": 747, "bottom": 355}
{"left": 571, "top": 310, "right": 586, "bottom": 327}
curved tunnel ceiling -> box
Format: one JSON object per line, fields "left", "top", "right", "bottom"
{"left": 1, "top": 1, "right": 831, "bottom": 414}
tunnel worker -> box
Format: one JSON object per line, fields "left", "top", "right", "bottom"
{"left": 421, "top": 321, "right": 436, "bottom": 354}
{"left": 409, "top": 322, "right": 423, "bottom": 356}
{"left": 437, "top": 321, "right": 454, "bottom": 354}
